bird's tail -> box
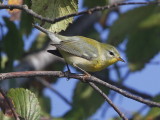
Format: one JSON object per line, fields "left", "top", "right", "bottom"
{"left": 33, "top": 24, "right": 61, "bottom": 44}
{"left": 33, "top": 24, "right": 50, "bottom": 34}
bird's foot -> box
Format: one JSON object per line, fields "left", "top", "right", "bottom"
{"left": 64, "top": 70, "right": 72, "bottom": 81}
{"left": 81, "top": 73, "right": 91, "bottom": 83}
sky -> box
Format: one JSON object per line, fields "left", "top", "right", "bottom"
{"left": 1, "top": 0, "right": 160, "bottom": 119}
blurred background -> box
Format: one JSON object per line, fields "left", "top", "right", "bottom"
{"left": 0, "top": 0, "right": 160, "bottom": 119}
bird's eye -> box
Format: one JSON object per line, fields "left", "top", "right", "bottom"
{"left": 109, "top": 51, "right": 114, "bottom": 56}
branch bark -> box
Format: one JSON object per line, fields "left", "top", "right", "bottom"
{"left": 0, "top": 2, "right": 159, "bottom": 24}
{"left": 0, "top": 71, "right": 159, "bottom": 108}
{"left": 89, "top": 82, "right": 128, "bottom": 120}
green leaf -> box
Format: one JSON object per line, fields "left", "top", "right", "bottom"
{"left": 7, "top": 88, "right": 41, "bottom": 120}
{"left": 126, "top": 27, "right": 160, "bottom": 71}
{"left": 21, "top": 0, "right": 32, "bottom": 34}
{"left": 139, "top": 13, "right": 160, "bottom": 29}
{"left": 139, "top": 6, "right": 160, "bottom": 29}
{"left": 65, "top": 81, "right": 109, "bottom": 119}
{"left": 2, "top": 17, "right": 24, "bottom": 71}
{"left": 23, "top": 0, "right": 32, "bottom": 7}
{"left": 39, "top": 95, "right": 51, "bottom": 116}
{"left": 0, "top": 55, "right": 8, "bottom": 71}
{"left": 20, "top": 12, "right": 33, "bottom": 36}
{"left": 108, "top": 5, "right": 159, "bottom": 46}
{"left": 3, "top": 17, "right": 24, "bottom": 60}
{"left": 83, "top": 0, "right": 108, "bottom": 8}
{"left": 31, "top": 0, "right": 78, "bottom": 33}
{"left": 20, "top": 0, "right": 33, "bottom": 36}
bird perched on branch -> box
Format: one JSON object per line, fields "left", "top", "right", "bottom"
{"left": 33, "top": 25, "right": 124, "bottom": 75}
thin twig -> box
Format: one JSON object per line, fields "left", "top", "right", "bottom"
{"left": 107, "top": 80, "right": 152, "bottom": 99}
{"left": 101, "top": 91, "right": 117, "bottom": 117}
{"left": 86, "top": 76, "right": 160, "bottom": 108}
{"left": 36, "top": 77, "right": 72, "bottom": 106}
{"left": 0, "top": 2, "right": 159, "bottom": 24}
{"left": 0, "top": 71, "right": 159, "bottom": 108}
{"left": 88, "top": 82, "right": 128, "bottom": 120}
{"left": 0, "top": 88, "right": 20, "bottom": 120}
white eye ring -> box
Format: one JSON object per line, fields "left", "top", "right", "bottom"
{"left": 108, "top": 51, "right": 114, "bottom": 56}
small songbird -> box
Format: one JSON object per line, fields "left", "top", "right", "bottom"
{"left": 34, "top": 25, "right": 124, "bottom": 74}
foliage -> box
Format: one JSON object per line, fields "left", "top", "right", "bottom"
{"left": 2, "top": 17, "right": 24, "bottom": 71}
{"left": 0, "top": 0, "right": 160, "bottom": 120}
{"left": 64, "top": 82, "right": 109, "bottom": 119}
{"left": 7, "top": 88, "right": 41, "bottom": 120}
{"left": 0, "top": 88, "right": 41, "bottom": 120}
{"left": 108, "top": 5, "right": 160, "bottom": 71}
{"left": 31, "top": 0, "right": 78, "bottom": 33}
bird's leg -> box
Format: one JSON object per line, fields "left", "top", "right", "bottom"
{"left": 65, "top": 63, "right": 71, "bottom": 80}
{"left": 66, "top": 63, "right": 71, "bottom": 73}
{"left": 73, "top": 63, "right": 91, "bottom": 82}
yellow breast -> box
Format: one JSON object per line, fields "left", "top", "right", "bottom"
{"left": 93, "top": 57, "right": 118, "bottom": 72}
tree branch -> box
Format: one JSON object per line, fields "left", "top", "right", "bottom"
{"left": 107, "top": 80, "right": 153, "bottom": 99}
{"left": 0, "top": 71, "right": 160, "bottom": 108}
{"left": 88, "top": 82, "right": 128, "bottom": 120}
{"left": 0, "top": 1, "right": 159, "bottom": 24}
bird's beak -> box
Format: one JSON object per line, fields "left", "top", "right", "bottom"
{"left": 117, "top": 57, "right": 125, "bottom": 62}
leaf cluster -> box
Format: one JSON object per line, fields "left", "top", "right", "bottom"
{"left": 1, "top": 0, "right": 160, "bottom": 120}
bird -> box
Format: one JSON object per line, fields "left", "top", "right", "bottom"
{"left": 34, "top": 25, "right": 125, "bottom": 75}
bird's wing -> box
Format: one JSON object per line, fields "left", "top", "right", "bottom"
{"left": 52, "top": 37, "right": 98, "bottom": 60}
